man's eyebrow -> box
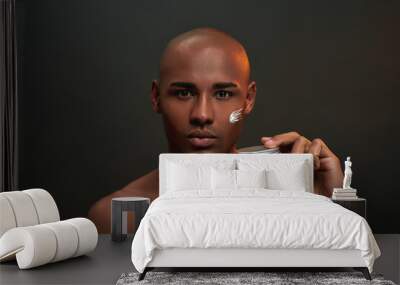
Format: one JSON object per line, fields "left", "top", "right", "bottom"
{"left": 169, "top": 82, "right": 196, "bottom": 89}
{"left": 212, "top": 82, "right": 238, "bottom": 89}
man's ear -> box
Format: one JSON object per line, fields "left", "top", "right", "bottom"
{"left": 151, "top": 80, "right": 161, "bottom": 113}
{"left": 243, "top": 81, "right": 256, "bottom": 115}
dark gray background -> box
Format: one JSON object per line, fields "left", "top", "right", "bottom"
{"left": 16, "top": 0, "right": 400, "bottom": 233}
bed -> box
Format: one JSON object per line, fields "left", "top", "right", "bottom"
{"left": 131, "top": 153, "right": 381, "bottom": 280}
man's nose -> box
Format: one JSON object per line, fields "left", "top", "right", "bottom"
{"left": 189, "top": 93, "right": 214, "bottom": 126}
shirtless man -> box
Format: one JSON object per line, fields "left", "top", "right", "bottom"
{"left": 89, "top": 28, "right": 344, "bottom": 233}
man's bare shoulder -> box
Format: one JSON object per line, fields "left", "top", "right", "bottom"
{"left": 88, "top": 169, "right": 159, "bottom": 233}
{"left": 118, "top": 168, "right": 160, "bottom": 197}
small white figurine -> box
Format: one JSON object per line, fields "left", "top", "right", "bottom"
{"left": 342, "top": 156, "right": 353, "bottom": 189}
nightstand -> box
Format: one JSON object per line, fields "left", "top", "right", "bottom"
{"left": 332, "top": 198, "right": 366, "bottom": 219}
{"left": 111, "top": 197, "right": 150, "bottom": 242}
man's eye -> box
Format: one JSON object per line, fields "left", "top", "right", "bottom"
{"left": 175, "top": 90, "right": 193, "bottom": 98}
{"left": 215, "top": 90, "right": 233, "bottom": 99}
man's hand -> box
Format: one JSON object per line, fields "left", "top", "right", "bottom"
{"left": 261, "top": 132, "right": 343, "bottom": 197}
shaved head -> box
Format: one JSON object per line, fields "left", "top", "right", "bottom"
{"left": 151, "top": 27, "right": 256, "bottom": 153}
{"left": 159, "top": 28, "right": 251, "bottom": 83}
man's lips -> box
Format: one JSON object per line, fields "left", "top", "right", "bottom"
{"left": 187, "top": 130, "right": 217, "bottom": 148}
{"left": 188, "top": 137, "right": 216, "bottom": 148}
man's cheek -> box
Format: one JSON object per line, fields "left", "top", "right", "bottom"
{"left": 164, "top": 115, "right": 184, "bottom": 136}
{"left": 161, "top": 100, "right": 185, "bottom": 119}
{"left": 163, "top": 107, "right": 186, "bottom": 127}
{"left": 163, "top": 113, "right": 189, "bottom": 146}
{"left": 223, "top": 123, "right": 242, "bottom": 147}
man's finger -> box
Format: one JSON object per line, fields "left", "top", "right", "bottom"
{"left": 292, "top": 136, "right": 311, "bottom": 153}
{"left": 261, "top": 132, "right": 301, "bottom": 148}
{"left": 310, "top": 138, "right": 335, "bottom": 158}
{"left": 309, "top": 140, "right": 322, "bottom": 170}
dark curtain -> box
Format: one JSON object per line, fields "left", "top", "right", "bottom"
{"left": 0, "top": 0, "right": 18, "bottom": 192}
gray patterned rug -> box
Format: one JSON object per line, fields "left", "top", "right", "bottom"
{"left": 116, "top": 271, "right": 396, "bottom": 285}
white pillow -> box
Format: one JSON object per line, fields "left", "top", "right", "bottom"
{"left": 167, "top": 162, "right": 211, "bottom": 191}
{"left": 237, "top": 169, "right": 267, "bottom": 188}
{"left": 165, "top": 159, "right": 236, "bottom": 193}
{"left": 211, "top": 168, "right": 236, "bottom": 190}
{"left": 265, "top": 165, "right": 307, "bottom": 191}
{"left": 238, "top": 158, "right": 310, "bottom": 192}
{"left": 211, "top": 168, "right": 267, "bottom": 190}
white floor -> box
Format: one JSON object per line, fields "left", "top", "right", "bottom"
{"left": 374, "top": 234, "right": 400, "bottom": 284}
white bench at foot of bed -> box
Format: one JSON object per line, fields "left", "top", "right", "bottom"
{"left": 147, "top": 248, "right": 366, "bottom": 268}
{"left": 141, "top": 248, "right": 371, "bottom": 281}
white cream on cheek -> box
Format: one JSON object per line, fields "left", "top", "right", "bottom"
{"left": 229, "top": 108, "right": 243, "bottom": 124}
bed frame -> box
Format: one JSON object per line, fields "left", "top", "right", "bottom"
{"left": 139, "top": 248, "right": 371, "bottom": 280}
{"left": 138, "top": 154, "right": 372, "bottom": 281}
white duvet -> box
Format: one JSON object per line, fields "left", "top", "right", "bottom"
{"left": 131, "top": 190, "right": 380, "bottom": 273}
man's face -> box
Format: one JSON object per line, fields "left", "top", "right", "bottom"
{"left": 152, "top": 45, "right": 255, "bottom": 153}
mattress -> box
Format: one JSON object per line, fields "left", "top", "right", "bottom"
{"left": 131, "top": 190, "right": 380, "bottom": 273}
